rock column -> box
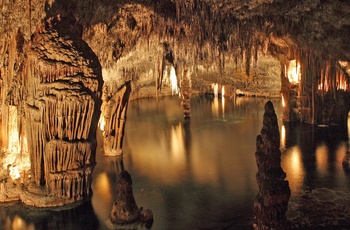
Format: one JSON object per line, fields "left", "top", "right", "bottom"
{"left": 101, "top": 81, "right": 132, "bottom": 156}
{"left": 22, "top": 14, "right": 103, "bottom": 205}
{"left": 253, "top": 101, "right": 291, "bottom": 229}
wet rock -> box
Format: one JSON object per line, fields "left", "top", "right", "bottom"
{"left": 287, "top": 188, "right": 350, "bottom": 229}
{"left": 253, "top": 101, "right": 291, "bottom": 230}
{"left": 110, "top": 170, "right": 153, "bottom": 227}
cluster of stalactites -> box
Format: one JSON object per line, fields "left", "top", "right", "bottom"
{"left": 48, "top": 166, "right": 94, "bottom": 200}
{"left": 153, "top": 0, "right": 268, "bottom": 77}
{"left": 286, "top": 47, "right": 349, "bottom": 96}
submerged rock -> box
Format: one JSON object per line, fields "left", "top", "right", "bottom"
{"left": 110, "top": 170, "right": 153, "bottom": 228}
{"left": 288, "top": 188, "right": 350, "bottom": 229}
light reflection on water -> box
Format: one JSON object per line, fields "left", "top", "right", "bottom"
{"left": 1, "top": 96, "right": 349, "bottom": 229}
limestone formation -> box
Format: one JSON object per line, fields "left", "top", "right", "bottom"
{"left": 1, "top": 0, "right": 350, "bottom": 209}
{"left": 253, "top": 101, "right": 291, "bottom": 230}
{"left": 280, "top": 53, "right": 350, "bottom": 125}
{"left": 110, "top": 170, "right": 153, "bottom": 228}
{"left": 9, "top": 14, "right": 103, "bottom": 206}
{"left": 101, "top": 81, "right": 132, "bottom": 156}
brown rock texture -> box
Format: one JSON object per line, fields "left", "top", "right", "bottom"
{"left": 19, "top": 14, "right": 103, "bottom": 206}
{"left": 1, "top": 0, "right": 350, "bottom": 208}
{"left": 110, "top": 170, "right": 153, "bottom": 227}
{"left": 253, "top": 101, "right": 291, "bottom": 229}
{"left": 101, "top": 81, "right": 132, "bottom": 156}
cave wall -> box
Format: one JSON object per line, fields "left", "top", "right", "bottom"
{"left": 0, "top": 0, "right": 350, "bottom": 206}
{"left": 280, "top": 49, "right": 350, "bottom": 125}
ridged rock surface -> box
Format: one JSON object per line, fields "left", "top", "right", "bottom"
{"left": 254, "top": 101, "right": 291, "bottom": 229}
{"left": 20, "top": 14, "right": 103, "bottom": 206}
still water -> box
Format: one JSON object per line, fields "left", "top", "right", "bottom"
{"left": 1, "top": 96, "right": 349, "bottom": 229}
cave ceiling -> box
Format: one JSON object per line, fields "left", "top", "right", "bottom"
{"left": 1, "top": 0, "right": 350, "bottom": 83}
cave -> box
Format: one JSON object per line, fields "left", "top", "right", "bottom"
{"left": 1, "top": 0, "right": 350, "bottom": 229}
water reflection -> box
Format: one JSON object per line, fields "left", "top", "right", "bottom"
{"left": 316, "top": 144, "right": 329, "bottom": 174}
{"left": 211, "top": 97, "right": 226, "bottom": 119}
{"left": 0, "top": 96, "right": 349, "bottom": 229}
{"left": 281, "top": 122, "right": 349, "bottom": 191}
{"left": 170, "top": 123, "right": 186, "bottom": 163}
{"left": 0, "top": 200, "right": 99, "bottom": 230}
{"left": 280, "top": 125, "right": 286, "bottom": 149}
{"left": 115, "top": 96, "right": 281, "bottom": 229}
{"left": 281, "top": 146, "right": 304, "bottom": 193}
{"left": 9, "top": 215, "right": 34, "bottom": 230}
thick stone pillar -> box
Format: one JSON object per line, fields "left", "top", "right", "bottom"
{"left": 21, "top": 14, "right": 103, "bottom": 206}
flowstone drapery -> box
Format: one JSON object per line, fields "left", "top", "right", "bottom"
{"left": 7, "top": 14, "right": 103, "bottom": 207}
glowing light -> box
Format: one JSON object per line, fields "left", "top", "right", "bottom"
{"left": 3, "top": 106, "right": 31, "bottom": 181}
{"left": 287, "top": 60, "right": 300, "bottom": 83}
{"left": 339, "top": 79, "right": 347, "bottom": 90}
{"left": 222, "top": 96, "right": 225, "bottom": 118}
{"left": 291, "top": 147, "right": 301, "bottom": 167}
{"left": 221, "top": 86, "right": 225, "bottom": 97}
{"left": 211, "top": 83, "right": 219, "bottom": 98}
{"left": 212, "top": 97, "right": 219, "bottom": 117}
{"left": 316, "top": 144, "right": 328, "bottom": 174}
{"left": 281, "top": 94, "right": 285, "bottom": 107}
{"left": 318, "top": 83, "right": 322, "bottom": 90}
{"left": 170, "top": 66, "right": 178, "bottom": 96}
{"left": 3, "top": 136, "right": 31, "bottom": 181}
{"left": 9, "top": 165, "right": 20, "bottom": 180}
{"left": 282, "top": 146, "right": 304, "bottom": 194}
{"left": 170, "top": 123, "right": 185, "bottom": 162}
{"left": 8, "top": 106, "right": 19, "bottom": 154}
{"left": 98, "top": 115, "right": 105, "bottom": 131}
{"left": 318, "top": 82, "right": 329, "bottom": 91}
{"left": 92, "top": 172, "right": 113, "bottom": 218}
{"left": 280, "top": 125, "right": 286, "bottom": 149}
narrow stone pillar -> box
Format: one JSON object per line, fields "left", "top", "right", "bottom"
{"left": 102, "top": 81, "right": 132, "bottom": 156}
{"left": 253, "top": 101, "right": 291, "bottom": 229}
{"left": 180, "top": 69, "right": 191, "bottom": 119}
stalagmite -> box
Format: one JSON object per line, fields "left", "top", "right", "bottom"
{"left": 110, "top": 170, "right": 153, "bottom": 228}
{"left": 253, "top": 101, "right": 290, "bottom": 230}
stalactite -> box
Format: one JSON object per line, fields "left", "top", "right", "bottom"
{"left": 280, "top": 45, "right": 350, "bottom": 125}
